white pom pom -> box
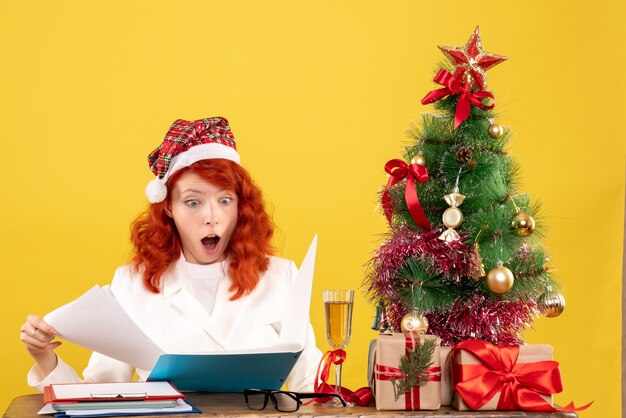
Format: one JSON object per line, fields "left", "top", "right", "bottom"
{"left": 145, "top": 178, "right": 167, "bottom": 203}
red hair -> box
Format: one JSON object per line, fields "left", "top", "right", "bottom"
{"left": 130, "top": 159, "right": 274, "bottom": 300}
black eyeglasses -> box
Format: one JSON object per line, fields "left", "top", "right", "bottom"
{"left": 243, "top": 388, "right": 347, "bottom": 412}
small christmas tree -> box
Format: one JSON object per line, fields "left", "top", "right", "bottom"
{"left": 366, "top": 27, "right": 565, "bottom": 346}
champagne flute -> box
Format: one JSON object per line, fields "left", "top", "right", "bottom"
{"left": 323, "top": 289, "right": 354, "bottom": 407}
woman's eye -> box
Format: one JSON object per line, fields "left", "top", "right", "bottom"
{"left": 218, "top": 197, "right": 233, "bottom": 205}
{"left": 185, "top": 199, "right": 200, "bottom": 208}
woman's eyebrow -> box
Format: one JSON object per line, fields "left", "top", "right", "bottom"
{"left": 180, "top": 188, "right": 233, "bottom": 195}
{"left": 180, "top": 188, "right": 204, "bottom": 195}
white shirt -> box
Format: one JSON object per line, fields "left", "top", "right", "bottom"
{"left": 184, "top": 260, "right": 223, "bottom": 314}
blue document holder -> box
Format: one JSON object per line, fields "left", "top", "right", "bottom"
{"left": 53, "top": 401, "right": 201, "bottom": 417}
{"left": 147, "top": 236, "right": 317, "bottom": 393}
{"left": 147, "top": 350, "right": 303, "bottom": 392}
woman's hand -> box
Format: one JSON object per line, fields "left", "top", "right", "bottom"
{"left": 20, "top": 314, "right": 62, "bottom": 377}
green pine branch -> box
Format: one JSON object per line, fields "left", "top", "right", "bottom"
{"left": 396, "top": 258, "right": 458, "bottom": 311}
{"left": 390, "top": 338, "right": 437, "bottom": 401}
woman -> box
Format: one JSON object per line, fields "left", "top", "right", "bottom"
{"left": 20, "top": 117, "right": 322, "bottom": 392}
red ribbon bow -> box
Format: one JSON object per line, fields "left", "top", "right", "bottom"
{"left": 382, "top": 159, "right": 431, "bottom": 230}
{"left": 421, "top": 69, "right": 495, "bottom": 129}
{"left": 451, "top": 339, "right": 592, "bottom": 412}
{"left": 314, "top": 349, "right": 373, "bottom": 406}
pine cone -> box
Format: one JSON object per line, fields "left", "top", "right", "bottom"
{"left": 455, "top": 147, "right": 473, "bottom": 164}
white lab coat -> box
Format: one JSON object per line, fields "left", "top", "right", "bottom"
{"left": 28, "top": 256, "right": 322, "bottom": 392}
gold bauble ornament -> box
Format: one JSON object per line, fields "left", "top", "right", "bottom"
{"left": 511, "top": 211, "right": 536, "bottom": 236}
{"left": 400, "top": 311, "right": 429, "bottom": 335}
{"left": 488, "top": 123, "right": 503, "bottom": 138}
{"left": 411, "top": 151, "right": 426, "bottom": 166}
{"left": 486, "top": 265, "right": 514, "bottom": 293}
{"left": 537, "top": 288, "right": 565, "bottom": 318}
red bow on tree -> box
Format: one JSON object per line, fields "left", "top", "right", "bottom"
{"left": 382, "top": 159, "right": 431, "bottom": 230}
{"left": 451, "top": 339, "right": 592, "bottom": 413}
{"left": 421, "top": 69, "right": 495, "bottom": 129}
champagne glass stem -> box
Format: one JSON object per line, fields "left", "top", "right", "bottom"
{"left": 335, "top": 363, "right": 342, "bottom": 395}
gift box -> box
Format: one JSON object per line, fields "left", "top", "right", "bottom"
{"left": 439, "top": 345, "right": 452, "bottom": 406}
{"left": 370, "top": 333, "right": 441, "bottom": 410}
{"left": 450, "top": 339, "right": 555, "bottom": 411}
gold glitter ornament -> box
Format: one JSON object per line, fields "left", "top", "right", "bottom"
{"left": 437, "top": 26, "right": 508, "bottom": 90}
{"left": 537, "top": 288, "right": 565, "bottom": 317}
{"left": 488, "top": 122, "right": 503, "bottom": 138}
{"left": 486, "top": 263, "right": 514, "bottom": 293}
{"left": 512, "top": 211, "right": 536, "bottom": 236}
{"left": 400, "top": 310, "right": 429, "bottom": 335}
{"left": 470, "top": 243, "right": 486, "bottom": 280}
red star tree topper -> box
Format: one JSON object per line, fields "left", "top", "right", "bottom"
{"left": 438, "top": 26, "right": 507, "bottom": 90}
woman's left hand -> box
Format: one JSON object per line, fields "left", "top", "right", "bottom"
{"left": 20, "top": 314, "right": 62, "bottom": 377}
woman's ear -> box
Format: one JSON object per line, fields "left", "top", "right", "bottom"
{"left": 164, "top": 202, "right": 173, "bottom": 218}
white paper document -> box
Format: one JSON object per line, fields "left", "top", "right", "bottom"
{"left": 277, "top": 234, "right": 316, "bottom": 347}
{"left": 44, "top": 235, "right": 317, "bottom": 371}
{"left": 45, "top": 285, "right": 164, "bottom": 371}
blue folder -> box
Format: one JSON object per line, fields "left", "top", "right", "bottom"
{"left": 147, "top": 236, "right": 317, "bottom": 393}
{"left": 148, "top": 350, "right": 303, "bottom": 392}
{"left": 53, "top": 401, "right": 201, "bottom": 417}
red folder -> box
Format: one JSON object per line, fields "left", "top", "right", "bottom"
{"left": 43, "top": 381, "right": 184, "bottom": 404}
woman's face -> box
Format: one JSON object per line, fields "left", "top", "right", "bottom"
{"left": 165, "top": 171, "right": 238, "bottom": 264}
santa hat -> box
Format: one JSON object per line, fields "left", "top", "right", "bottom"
{"left": 145, "top": 117, "right": 240, "bottom": 203}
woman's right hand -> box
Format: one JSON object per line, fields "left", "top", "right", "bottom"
{"left": 20, "top": 314, "right": 62, "bottom": 376}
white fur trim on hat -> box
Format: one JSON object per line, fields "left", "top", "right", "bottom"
{"left": 167, "top": 142, "right": 240, "bottom": 181}
{"left": 145, "top": 142, "right": 241, "bottom": 203}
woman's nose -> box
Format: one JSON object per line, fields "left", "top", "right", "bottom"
{"left": 203, "top": 205, "right": 219, "bottom": 225}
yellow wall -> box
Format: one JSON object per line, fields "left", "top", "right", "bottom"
{"left": 1, "top": 2, "right": 623, "bottom": 417}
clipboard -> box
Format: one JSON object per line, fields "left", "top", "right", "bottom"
{"left": 43, "top": 381, "right": 185, "bottom": 404}
{"left": 148, "top": 235, "right": 317, "bottom": 392}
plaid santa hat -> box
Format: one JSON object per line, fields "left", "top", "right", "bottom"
{"left": 145, "top": 117, "right": 240, "bottom": 203}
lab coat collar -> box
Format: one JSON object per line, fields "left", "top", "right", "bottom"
{"left": 161, "top": 255, "right": 234, "bottom": 349}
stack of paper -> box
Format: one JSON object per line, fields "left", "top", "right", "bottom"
{"left": 41, "top": 382, "right": 199, "bottom": 417}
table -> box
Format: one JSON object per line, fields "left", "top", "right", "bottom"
{"left": 3, "top": 393, "right": 578, "bottom": 418}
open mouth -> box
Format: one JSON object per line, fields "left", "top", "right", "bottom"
{"left": 201, "top": 235, "right": 220, "bottom": 250}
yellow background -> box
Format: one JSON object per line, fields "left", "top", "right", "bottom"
{"left": 1, "top": 1, "right": 623, "bottom": 417}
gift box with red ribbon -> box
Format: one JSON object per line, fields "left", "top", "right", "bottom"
{"left": 450, "top": 339, "right": 591, "bottom": 413}
{"left": 439, "top": 345, "right": 453, "bottom": 406}
{"left": 370, "top": 333, "right": 441, "bottom": 410}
